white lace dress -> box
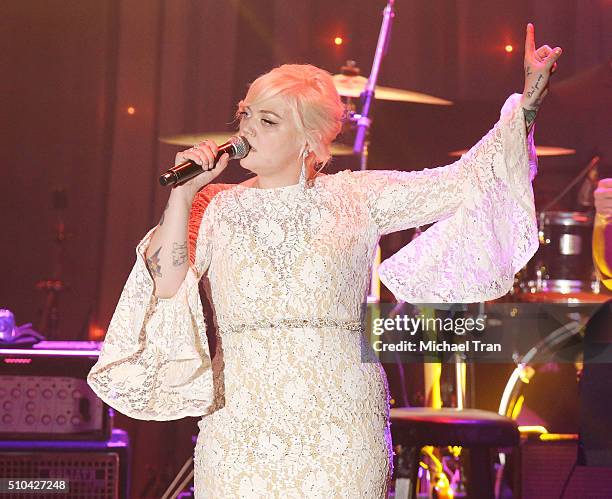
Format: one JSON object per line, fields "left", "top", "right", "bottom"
{"left": 87, "top": 94, "right": 538, "bottom": 498}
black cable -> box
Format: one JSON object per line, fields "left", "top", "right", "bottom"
{"left": 559, "top": 461, "right": 577, "bottom": 499}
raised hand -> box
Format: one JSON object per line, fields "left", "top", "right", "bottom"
{"left": 521, "top": 23, "right": 562, "bottom": 112}
{"left": 172, "top": 139, "right": 230, "bottom": 202}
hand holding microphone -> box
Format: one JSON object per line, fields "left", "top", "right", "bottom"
{"left": 160, "top": 136, "right": 250, "bottom": 195}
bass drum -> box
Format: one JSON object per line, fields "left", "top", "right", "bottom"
{"left": 517, "top": 211, "right": 612, "bottom": 303}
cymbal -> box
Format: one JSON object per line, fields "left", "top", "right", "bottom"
{"left": 448, "top": 145, "right": 576, "bottom": 157}
{"left": 159, "top": 132, "right": 355, "bottom": 156}
{"left": 332, "top": 74, "right": 453, "bottom": 106}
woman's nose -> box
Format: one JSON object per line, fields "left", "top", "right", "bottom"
{"left": 241, "top": 122, "right": 255, "bottom": 138}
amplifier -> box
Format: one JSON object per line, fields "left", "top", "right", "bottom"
{"left": 517, "top": 435, "right": 612, "bottom": 498}
{"left": 0, "top": 341, "right": 109, "bottom": 440}
{"left": 0, "top": 428, "right": 130, "bottom": 499}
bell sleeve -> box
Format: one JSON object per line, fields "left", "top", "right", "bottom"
{"left": 86, "top": 192, "right": 219, "bottom": 420}
{"left": 355, "top": 93, "right": 539, "bottom": 303}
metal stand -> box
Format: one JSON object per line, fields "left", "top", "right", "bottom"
{"left": 160, "top": 456, "right": 194, "bottom": 499}
{"left": 36, "top": 188, "right": 69, "bottom": 338}
{"left": 342, "top": 1, "right": 396, "bottom": 303}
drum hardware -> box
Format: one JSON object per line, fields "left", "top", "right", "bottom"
{"left": 498, "top": 319, "right": 584, "bottom": 421}
{"left": 541, "top": 155, "right": 600, "bottom": 213}
{"left": 35, "top": 187, "right": 71, "bottom": 339}
{"left": 160, "top": 454, "right": 194, "bottom": 499}
{"left": 517, "top": 210, "right": 612, "bottom": 302}
{"left": 493, "top": 307, "right": 604, "bottom": 496}
{"left": 392, "top": 305, "right": 479, "bottom": 499}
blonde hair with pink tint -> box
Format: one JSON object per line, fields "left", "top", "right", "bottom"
{"left": 238, "top": 64, "right": 345, "bottom": 168}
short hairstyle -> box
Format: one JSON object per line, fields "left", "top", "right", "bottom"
{"left": 238, "top": 64, "right": 345, "bottom": 168}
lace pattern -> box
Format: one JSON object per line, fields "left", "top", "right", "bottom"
{"left": 87, "top": 93, "right": 537, "bottom": 497}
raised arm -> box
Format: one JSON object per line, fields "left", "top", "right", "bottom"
{"left": 355, "top": 92, "right": 539, "bottom": 303}
{"left": 145, "top": 139, "right": 230, "bottom": 298}
{"left": 353, "top": 92, "right": 537, "bottom": 237}
{"left": 520, "top": 23, "right": 562, "bottom": 133}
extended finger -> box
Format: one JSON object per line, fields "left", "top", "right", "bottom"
{"left": 545, "top": 47, "right": 563, "bottom": 69}
{"left": 525, "top": 23, "right": 536, "bottom": 55}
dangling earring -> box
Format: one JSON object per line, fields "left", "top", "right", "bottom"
{"left": 299, "top": 148, "right": 309, "bottom": 190}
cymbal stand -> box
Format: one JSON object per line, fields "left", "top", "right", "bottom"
{"left": 352, "top": 0, "right": 395, "bottom": 158}
{"left": 36, "top": 188, "right": 69, "bottom": 339}
{"left": 160, "top": 456, "right": 194, "bottom": 499}
{"left": 541, "top": 155, "right": 600, "bottom": 211}
{"left": 343, "top": 1, "right": 395, "bottom": 303}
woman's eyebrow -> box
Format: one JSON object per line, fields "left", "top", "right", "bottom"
{"left": 246, "top": 106, "right": 283, "bottom": 120}
{"left": 259, "top": 109, "right": 282, "bottom": 119}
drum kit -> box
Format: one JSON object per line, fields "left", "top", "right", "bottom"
{"left": 511, "top": 154, "right": 610, "bottom": 304}
{"left": 516, "top": 210, "right": 609, "bottom": 303}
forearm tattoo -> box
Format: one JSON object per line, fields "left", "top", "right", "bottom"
{"left": 522, "top": 107, "right": 537, "bottom": 132}
{"left": 526, "top": 74, "right": 544, "bottom": 99}
{"left": 146, "top": 246, "right": 163, "bottom": 278}
{"left": 172, "top": 241, "right": 188, "bottom": 267}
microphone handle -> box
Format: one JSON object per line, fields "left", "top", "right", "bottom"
{"left": 159, "top": 142, "right": 234, "bottom": 187}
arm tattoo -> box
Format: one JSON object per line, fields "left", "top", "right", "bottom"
{"left": 146, "top": 246, "right": 163, "bottom": 278}
{"left": 522, "top": 108, "right": 537, "bottom": 133}
{"left": 172, "top": 241, "right": 188, "bottom": 267}
{"left": 525, "top": 65, "right": 532, "bottom": 76}
{"left": 526, "top": 74, "right": 544, "bottom": 98}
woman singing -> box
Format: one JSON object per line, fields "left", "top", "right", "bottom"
{"left": 88, "top": 24, "right": 561, "bottom": 497}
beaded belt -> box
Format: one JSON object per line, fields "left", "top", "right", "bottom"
{"left": 217, "top": 317, "right": 363, "bottom": 334}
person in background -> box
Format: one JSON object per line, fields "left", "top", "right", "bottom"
{"left": 578, "top": 178, "right": 612, "bottom": 467}
{"left": 593, "top": 178, "right": 612, "bottom": 290}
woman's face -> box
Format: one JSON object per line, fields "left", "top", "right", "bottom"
{"left": 238, "top": 95, "right": 305, "bottom": 177}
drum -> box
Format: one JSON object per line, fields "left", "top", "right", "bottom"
{"left": 518, "top": 211, "right": 605, "bottom": 301}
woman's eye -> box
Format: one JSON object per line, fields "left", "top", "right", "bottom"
{"left": 261, "top": 118, "right": 276, "bottom": 126}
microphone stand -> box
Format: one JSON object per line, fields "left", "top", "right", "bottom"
{"left": 353, "top": 0, "right": 395, "bottom": 161}
{"left": 349, "top": 1, "right": 395, "bottom": 304}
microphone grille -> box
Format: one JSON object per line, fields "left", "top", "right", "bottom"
{"left": 230, "top": 136, "right": 251, "bottom": 159}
